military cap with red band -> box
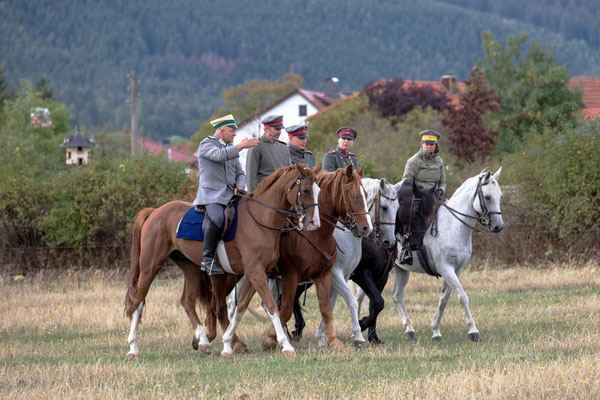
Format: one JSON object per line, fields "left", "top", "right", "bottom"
{"left": 337, "top": 126, "right": 358, "bottom": 140}
{"left": 286, "top": 124, "right": 309, "bottom": 139}
{"left": 261, "top": 114, "right": 285, "bottom": 129}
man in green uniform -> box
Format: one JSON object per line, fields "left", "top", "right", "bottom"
{"left": 286, "top": 124, "right": 316, "bottom": 168}
{"left": 322, "top": 126, "right": 359, "bottom": 172}
{"left": 402, "top": 129, "right": 446, "bottom": 198}
{"left": 245, "top": 115, "right": 292, "bottom": 192}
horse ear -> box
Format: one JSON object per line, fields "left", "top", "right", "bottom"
{"left": 358, "top": 165, "right": 364, "bottom": 178}
{"left": 493, "top": 166, "right": 502, "bottom": 182}
{"left": 412, "top": 180, "right": 420, "bottom": 196}
{"left": 313, "top": 162, "right": 322, "bottom": 174}
{"left": 345, "top": 164, "right": 354, "bottom": 179}
{"left": 379, "top": 178, "right": 388, "bottom": 190}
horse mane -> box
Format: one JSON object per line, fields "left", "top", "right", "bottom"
{"left": 361, "top": 178, "right": 384, "bottom": 205}
{"left": 398, "top": 184, "right": 437, "bottom": 225}
{"left": 253, "top": 165, "right": 308, "bottom": 197}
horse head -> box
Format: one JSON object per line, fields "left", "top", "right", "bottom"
{"left": 473, "top": 167, "right": 504, "bottom": 233}
{"left": 277, "top": 163, "right": 321, "bottom": 231}
{"left": 342, "top": 165, "right": 373, "bottom": 238}
{"left": 396, "top": 180, "right": 437, "bottom": 251}
{"left": 362, "top": 176, "right": 398, "bottom": 247}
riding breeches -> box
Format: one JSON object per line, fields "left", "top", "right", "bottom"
{"left": 203, "top": 203, "right": 225, "bottom": 229}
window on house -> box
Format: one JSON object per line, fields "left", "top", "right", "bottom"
{"left": 78, "top": 158, "right": 83, "bottom": 165}
{"left": 77, "top": 147, "right": 83, "bottom": 152}
{"left": 67, "top": 151, "right": 71, "bottom": 159}
{"left": 299, "top": 104, "right": 307, "bottom": 117}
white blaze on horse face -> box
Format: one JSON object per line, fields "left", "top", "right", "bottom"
{"left": 360, "top": 185, "right": 374, "bottom": 234}
{"left": 308, "top": 182, "right": 321, "bottom": 230}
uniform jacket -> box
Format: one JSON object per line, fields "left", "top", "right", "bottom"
{"left": 193, "top": 134, "right": 246, "bottom": 206}
{"left": 289, "top": 144, "right": 316, "bottom": 168}
{"left": 322, "top": 146, "right": 358, "bottom": 172}
{"left": 245, "top": 135, "right": 291, "bottom": 191}
{"left": 402, "top": 147, "right": 446, "bottom": 193}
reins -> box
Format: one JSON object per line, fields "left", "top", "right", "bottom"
{"left": 237, "top": 175, "right": 318, "bottom": 232}
{"left": 319, "top": 180, "right": 369, "bottom": 233}
{"left": 438, "top": 175, "right": 502, "bottom": 234}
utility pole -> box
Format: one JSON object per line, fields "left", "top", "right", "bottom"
{"left": 130, "top": 70, "right": 138, "bottom": 156}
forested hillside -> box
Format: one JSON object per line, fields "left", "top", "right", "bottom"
{"left": 2, "top": 0, "right": 599, "bottom": 139}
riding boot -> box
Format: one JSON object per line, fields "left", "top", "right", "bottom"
{"left": 201, "top": 221, "right": 225, "bottom": 275}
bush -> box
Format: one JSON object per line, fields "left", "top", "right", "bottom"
{"left": 506, "top": 120, "right": 600, "bottom": 248}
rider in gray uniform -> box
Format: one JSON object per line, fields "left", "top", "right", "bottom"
{"left": 322, "top": 126, "right": 359, "bottom": 172}
{"left": 193, "top": 114, "right": 258, "bottom": 274}
{"left": 286, "top": 124, "right": 316, "bottom": 168}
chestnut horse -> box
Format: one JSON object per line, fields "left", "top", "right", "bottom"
{"left": 124, "top": 164, "right": 320, "bottom": 358}
{"left": 238, "top": 165, "right": 373, "bottom": 352}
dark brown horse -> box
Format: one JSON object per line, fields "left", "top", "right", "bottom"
{"left": 237, "top": 165, "right": 373, "bottom": 352}
{"left": 124, "top": 164, "right": 320, "bottom": 358}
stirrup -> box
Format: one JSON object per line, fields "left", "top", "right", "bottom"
{"left": 200, "top": 259, "right": 224, "bottom": 275}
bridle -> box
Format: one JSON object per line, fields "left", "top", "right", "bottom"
{"left": 441, "top": 175, "right": 502, "bottom": 233}
{"left": 238, "top": 175, "right": 318, "bottom": 232}
{"left": 367, "top": 188, "right": 397, "bottom": 246}
{"left": 319, "top": 179, "right": 370, "bottom": 234}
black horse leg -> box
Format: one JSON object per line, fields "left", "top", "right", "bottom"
{"left": 352, "top": 270, "right": 386, "bottom": 345}
{"left": 291, "top": 283, "right": 312, "bottom": 341}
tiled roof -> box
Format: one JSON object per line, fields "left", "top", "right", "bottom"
{"left": 568, "top": 77, "right": 600, "bottom": 109}
{"left": 140, "top": 138, "right": 197, "bottom": 165}
{"left": 582, "top": 108, "right": 600, "bottom": 120}
{"left": 60, "top": 132, "right": 96, "bottom": 148}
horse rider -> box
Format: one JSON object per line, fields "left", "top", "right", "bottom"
{"left": 286, "top": 124, "right": 316, "bottom": 168}
{"left": 245, "top": 115, "right": 292, "bottom": 192}
{"left": 322, "top": 126, "right": 359, "bottom": 172}
{"left": 194, "top": 114, "right": 259, "bottom": 275}
{"left": 398, "top": 129, "right": 446, "bottom": 264}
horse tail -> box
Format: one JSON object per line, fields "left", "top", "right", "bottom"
{"left": 124, "top": 208, "right": 155, "bottom": 318}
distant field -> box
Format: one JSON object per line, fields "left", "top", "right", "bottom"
{"left": 1, "top": 263, "right": 599, "bottom": 399}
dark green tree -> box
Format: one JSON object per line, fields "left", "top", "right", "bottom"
{"left": 0, "top": 67, "right": 16, "bottom": 111}
{"left": 477, "top": 31, "right": 583, "bottom": 153}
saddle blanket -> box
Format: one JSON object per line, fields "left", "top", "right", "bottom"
{"left": 176, "top": 203, "right": 238, "bottom": 242}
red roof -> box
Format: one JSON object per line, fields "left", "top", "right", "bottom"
{"left": 582, "top": 108, "right": 600, "bottom": 120}
{"left": 139, "top": 138, "right": 197, "bottom": 165}
{"left": 568, "top": 77, "right": 600, "bottom": 109}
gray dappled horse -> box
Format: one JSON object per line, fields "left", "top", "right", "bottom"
{"left": 391, "top": 167, "right": 504, "bottom": 341}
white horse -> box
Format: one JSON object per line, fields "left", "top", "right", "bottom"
{"left": 387, "top": 167, "right": 504, "bottom": 341}
{"left": 313, "top": 177, "right": 399, "bottom": 346}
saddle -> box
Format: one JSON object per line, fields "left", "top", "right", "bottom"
{"left": 176, "top": 198, "right": 239, "bottom": 242}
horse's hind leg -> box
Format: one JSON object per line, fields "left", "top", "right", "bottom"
{"left": 314, "top": 273, "right": 343, "bottom": 350}
{"left": 331, "top": 268, "right": 365, "bottom": 345}
{"left": 290, "top": 284, "right": 308, "bottom": 341}
{"left": 391, "top": 266, "right": 416, "bottom": 340}
{"left": 176, "top": 262, "right": 212, "bottom": 354}
{"left": 352, "top": 270, "right": 386, "bottom": 345}
{"left": 212, "top": 276, "right": 248, "bottom": 356}
{"left": 127, "top": 301, "right": 144, "bottom": 358}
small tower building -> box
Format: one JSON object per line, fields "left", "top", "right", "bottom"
{"left": 60, "top": 128, "right": 96, "bottom": 165}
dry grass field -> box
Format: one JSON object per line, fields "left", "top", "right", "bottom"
{"left": 1, "top": 262, "right": 599, "bottom": 399}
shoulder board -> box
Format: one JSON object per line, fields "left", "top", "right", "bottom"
{"left": 305, "top": 150, "right": 314, "bottom": 155}
{"left": 276, "top": 139, "right": 287, "bottom": 145}
{"left": 326, "top": 150, "right": 336, "bottom": 155}
{"left": 348, "top": 152, "right": 357, "bottom": 157}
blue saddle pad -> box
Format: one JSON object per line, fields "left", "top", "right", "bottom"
{"left": 176, "top": 202, "right": 238, "bottom": 242}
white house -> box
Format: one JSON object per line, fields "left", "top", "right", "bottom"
{"left": 233, "top": 88, "right": 335, "bottom": 170}
{"left": 59, "top": 130, "right": 96, "bottom": 165}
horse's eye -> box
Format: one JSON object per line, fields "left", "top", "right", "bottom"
{"left": 303, "top": 189, "right": 310, "bottom": 195}
{"left": 381, "top": 206, "right": 389, "bottom": 212}
{"left": 484, "top": 196, "right": 491, "bottom": 201}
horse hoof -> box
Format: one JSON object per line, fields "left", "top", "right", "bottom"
{"left": 283, "top": 350, "right": 296, "bottom": 357}
{"left": 468, "top": 332, "right": 482, "bottom": 342}
{"left": 234, "top": 347, "right": 249, "bottom": 355}
{"left": 404, "top": 331, "right": 416, "bottom": 340}
{"left": 353, "top": 341, "right": 366, "bottom": 349}
{"left": 290, "top": 330, "right": 303, "bottom": 342}
{"left": 192, "top": 338, "right": 199, "bottom": 351}
{"left": 432, "top": 335, "right": 443, "bottom": 342}
{"left": 198, "top": 344, "right": 211, "bottom": 354}
{"left": 220, "top": 351, "right": 234, "bottom": 358}
{"left": 126, "top": 353, "right": 139, "bottom": 359}
{"left": 328, "top": 339, "right": 344, "bottom": 351}
{"left": 369, "top": 338, "right": 385, "bottom": 346}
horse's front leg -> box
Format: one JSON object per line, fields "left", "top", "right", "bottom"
{"left": 433, "top": 268, "right": 481, "bottom": 342}
{"left": 314, "top": 272, "right": 343, "bottom": 350}
{"left": 220, "top": 276, "right": 255, "bottom": 356}
{"left": 263, "top": 273, "right": 299, "bottom": 351}
{"left": 392, "top": 266, "right": 416, "bottom": 340}
{"left": 245, "top": 269, "right": 295, "bottom": 356}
